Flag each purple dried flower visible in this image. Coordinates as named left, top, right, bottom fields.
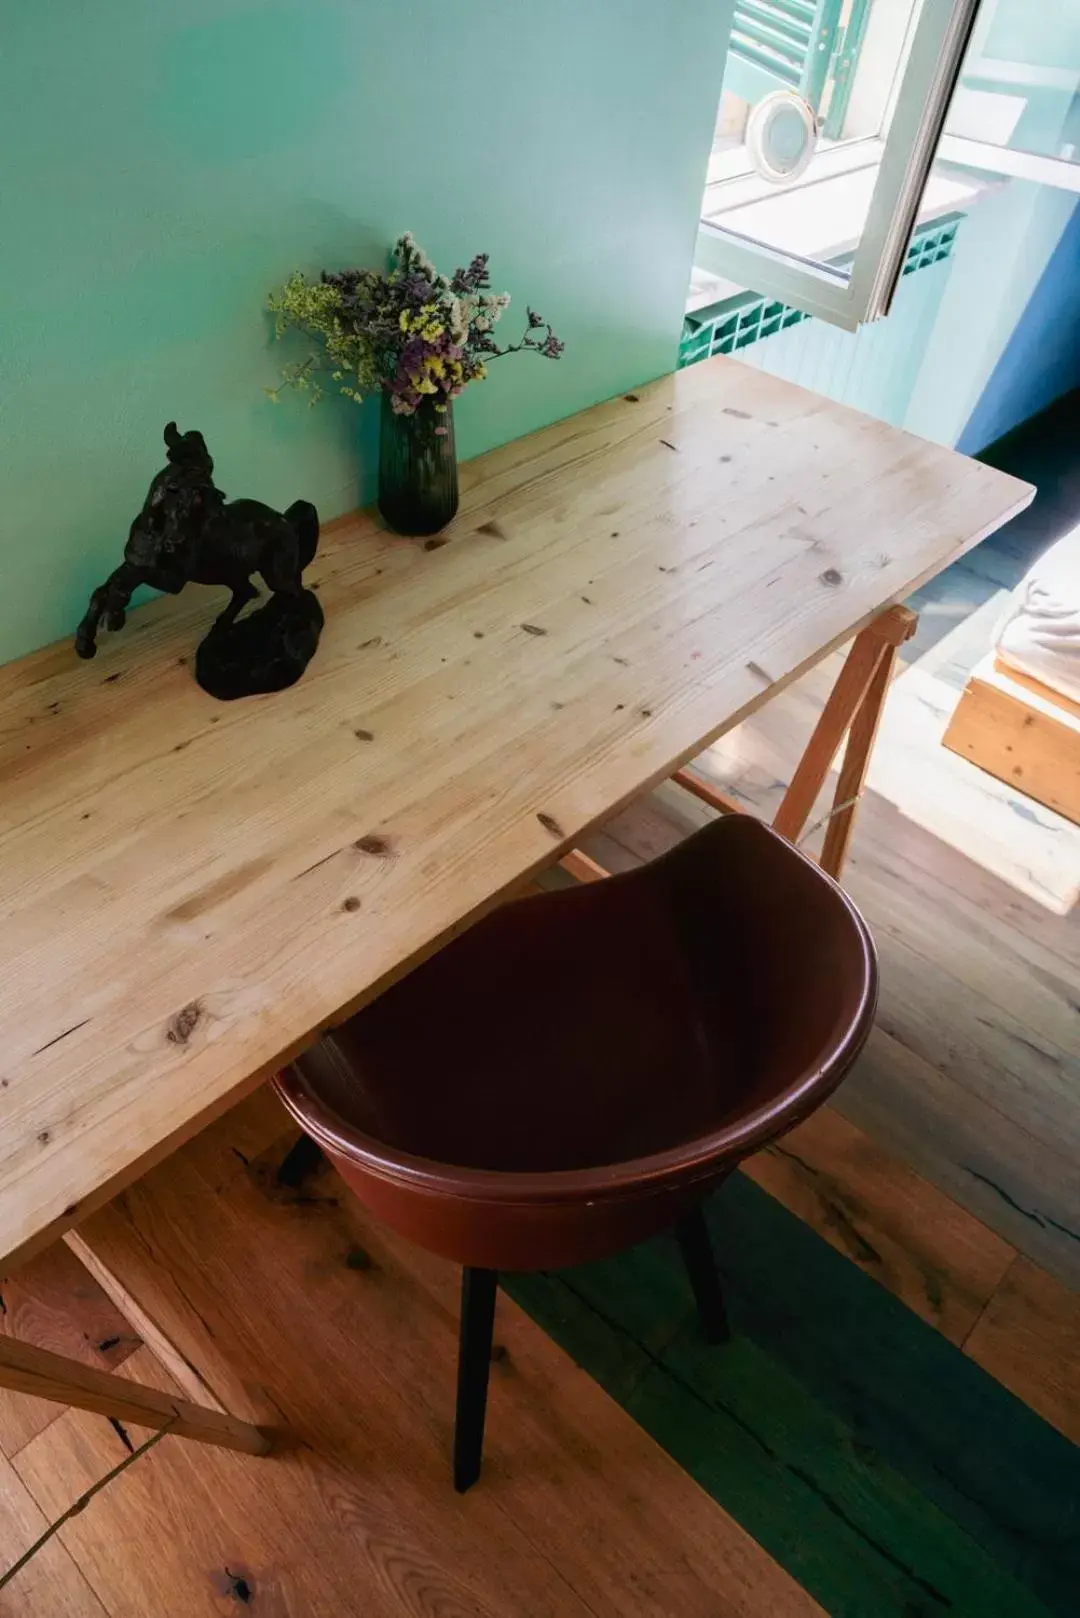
left=401, top=335, right=427, bottom=371
left=274, top=235, right=564, bottom=415
left=450, top=252, right=491, bottom=294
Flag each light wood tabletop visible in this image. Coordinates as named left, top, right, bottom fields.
left=0, top=356, right=1032, bottom=1272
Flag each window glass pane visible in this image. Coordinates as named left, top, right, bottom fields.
left=703, top=0, right=945, bottom=282
left=945, top=0, right=1080, bottom=164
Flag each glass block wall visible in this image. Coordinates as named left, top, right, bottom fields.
left=680, top=216, right=962, bottom=368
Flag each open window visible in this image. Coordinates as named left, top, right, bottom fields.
left=718, top=1, right=870, bottom=147
left=938, top=0, right=1080, bottom=191
left=697, top=0, right=983, bottom=328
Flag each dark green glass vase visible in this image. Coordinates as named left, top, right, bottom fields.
left=377, top=395, right=459, bottom=536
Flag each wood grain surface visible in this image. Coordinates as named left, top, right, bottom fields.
left=6, top=1093, right=822, bottom=1618
left=739, top=1106, right=1016, bottom=1344
left=0, top=1448, right=107, bottom=1617
left=576, top=652, right=1080, bottom=1288
left=0, top=1335, right=271, bottom=1455
left=0, top=357, right=1032, bottom=1271
left=965, top=1256, right=1080, bottom=1445
left=943, top=652, right=1080, bottom=825
left=0, top=1244, right=140, bottom=1458
left=4, top=1084, right=1074, bottom=1615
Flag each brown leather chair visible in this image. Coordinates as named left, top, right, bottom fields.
left=274, top=814, right=877, bottom=1490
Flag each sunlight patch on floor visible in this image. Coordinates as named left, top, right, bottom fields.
left=867, top=661, right=1079, bottom=914
left=691, top=646, right=1079, bottom=916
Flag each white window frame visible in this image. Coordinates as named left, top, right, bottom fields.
left=937, top=41, right=1080, bottom=191
left=696, top=0, right=983, bottom=330
left=937, top=134, right=1080, bottom=192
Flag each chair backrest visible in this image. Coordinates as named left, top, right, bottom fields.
left=279, top=815, right=876, bottom=1203
left=652, top=813, right=877, bottom=1127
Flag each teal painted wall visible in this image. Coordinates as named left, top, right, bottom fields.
left=712, top=243, right=957, bottom=430
left=714, top=180, right=1078, bottom=455
left=965, top=0, right=1080, bottom=160
left=982, top=0, right=1080, bottom=62
left=958, top=196, right=1080, bottom=453
left=0, top=0, right=731, bottom=666
left=903, top=180, right=1078, bottom=448
left=907, top=0, right=1080, bottom=446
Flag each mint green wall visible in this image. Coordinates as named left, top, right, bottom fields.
left=717, top=178, right=1078, bottom=456
left=903, top=180, right=1078, bottom=447
left=980, top=0, right=1080, bottom=72
left=966, top=0, right=1080, bottom=159
left=720, top=238, right=957, bottom=430
left=0, top=1, right=731, bottom=667
left=958, top=197, right=1080, bottom=452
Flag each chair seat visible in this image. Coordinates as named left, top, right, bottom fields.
left=276, top=815, right=876, bottom=1268
left=276, top=813, right=877, bottom=1486
left=293, top=872, right=726, bottom=1176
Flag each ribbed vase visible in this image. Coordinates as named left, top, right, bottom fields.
left=377, top=395, right=458, bottom=537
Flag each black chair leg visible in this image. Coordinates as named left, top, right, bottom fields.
left=454, top=1267, right=498, bottom=1492
left=675, top=1205, right=730, bottom=1344
left=275, top=1131, right=325, bottom=1189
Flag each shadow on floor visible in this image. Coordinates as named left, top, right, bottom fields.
left=902, top=388, right=1080, bottom=676
left=510, top=1174, right=1079, bottom=1618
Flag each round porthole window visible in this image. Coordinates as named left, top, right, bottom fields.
left=745, top=91, right=818, bottom=185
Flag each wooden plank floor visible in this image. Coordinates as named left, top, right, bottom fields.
left=0, top=1246, right=141, bottom=1458
left=0, top=1086, right=1075, bottom=1615
left=577, top=641, right=1080, bottom=1291
left=1, top=402, right=1076, bottom=1612
left=508, top=1174, right=1077, bottom=1616
left=0, top=754, right=1072, bottom=1613
left=1, top=1092, right=823, bottom=1618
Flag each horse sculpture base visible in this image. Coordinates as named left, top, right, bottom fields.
left=75, top=424, right=323, bottom=701
left=195, top=587, right=324, bottom=700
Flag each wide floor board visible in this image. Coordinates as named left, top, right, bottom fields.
left=1, top=1093, right=822, bottom=1618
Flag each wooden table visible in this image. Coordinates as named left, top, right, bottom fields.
left=0, top=357, right=1032, bottom=1451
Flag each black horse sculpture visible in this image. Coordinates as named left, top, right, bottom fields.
left=74, top=422, right=320, bottom=672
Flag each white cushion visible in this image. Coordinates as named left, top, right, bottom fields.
left=995, top=524, right=1080, bottom=706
